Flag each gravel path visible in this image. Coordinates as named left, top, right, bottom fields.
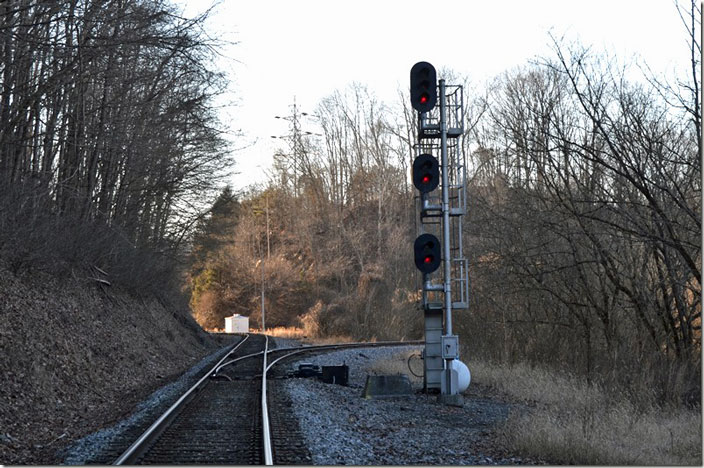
left=280, top=345, right=529, bottom=465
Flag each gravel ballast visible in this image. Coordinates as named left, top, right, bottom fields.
left=281, top=345, right=527, bottom=465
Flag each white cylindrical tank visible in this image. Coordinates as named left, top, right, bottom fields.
left=450, top=359, right=471, bottom=392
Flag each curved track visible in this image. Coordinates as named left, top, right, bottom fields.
left=113, top=334, right=421, bottom=465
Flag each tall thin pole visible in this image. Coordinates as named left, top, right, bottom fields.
left=266, top=194, right=270, bottom=259
left=439, top=79, right=452, bottom=337
left=439, top=79, right=456, bottom=397
left=261, top=262, right=265, bottom=332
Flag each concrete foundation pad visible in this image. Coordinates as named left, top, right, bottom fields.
left=437, top=393, right=465, bottom=407
left=362, top=374, right=413, bottom=399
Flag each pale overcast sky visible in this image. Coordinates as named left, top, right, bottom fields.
left=175, top=0, right=696, bottom=191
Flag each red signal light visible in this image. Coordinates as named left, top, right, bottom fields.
left=424, top=255, right=434, bottom=264
left=420, top=94, right=428, bottom=104
left=422, top=174, right=431, bottom=184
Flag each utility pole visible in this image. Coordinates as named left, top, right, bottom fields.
left=255, top=257, right=265, bottom=333
left=271, top=97, right=321, bottom=196
left=254, top=191, right=270, bottom=333
left=261, top=260, right=265, bottom=332
left=266, top=193, right=270, bottom=259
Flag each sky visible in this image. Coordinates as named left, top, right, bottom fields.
left=174, top=0, right=696, bottom=191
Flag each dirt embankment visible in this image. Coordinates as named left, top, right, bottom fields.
left=0, top=264, right=220, bottom=465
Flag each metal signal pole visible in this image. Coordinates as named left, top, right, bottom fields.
left=438, top=79, right=457, bottom=399
left=410, top=62, right=467, bottom=406
left=439, top=79, right=452, bottom=338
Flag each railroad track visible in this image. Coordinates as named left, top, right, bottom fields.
left=112, top=334, right=421, bottom=465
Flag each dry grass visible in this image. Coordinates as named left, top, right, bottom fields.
left=204, top=325, right=357, bottom=345
left=470, top=360, right=702, bottom=465
left=264, top=326, right=308, bottom=340
left=264, top=326, right=355, bottom=345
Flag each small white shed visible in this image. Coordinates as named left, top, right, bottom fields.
left=224, top=314, right=249, bottom=333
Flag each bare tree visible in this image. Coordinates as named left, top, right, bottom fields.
left=0, top=0, right=231, bottom=296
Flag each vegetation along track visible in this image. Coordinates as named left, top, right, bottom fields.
left=113, top=334, right=421, bottom=465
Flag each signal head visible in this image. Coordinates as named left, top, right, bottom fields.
left=412, top=153, right=439, bottom=193
left=410, top=61, right=437, bottom=113
left=414, top=233, right=441, bottom=274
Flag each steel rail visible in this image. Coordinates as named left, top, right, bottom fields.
left=114, top=336, right=422, bottom=466
left=214, top=350, right=264, bottom=375
left=214, top=340, right=424, bottom=375
left=261, top=335, right=273, bottom=465
left=265, top=340, right=424, bottom=373
left=260, top=340, right=421, bottom=465
left=113, top=334, right=251, bottom=465
left=261, top=340, right=423, bottom=464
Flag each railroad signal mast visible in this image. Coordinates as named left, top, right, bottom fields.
left=410, top=61, right=468, bottom=402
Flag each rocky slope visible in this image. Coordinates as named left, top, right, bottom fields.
left=0, top=263, right=221, bottom=465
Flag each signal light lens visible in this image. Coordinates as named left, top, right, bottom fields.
left=420, top=94, right=428, bottom=104
left=422, top=175, right=431, bottom=184
left=424, top=255, right=433, bottom=264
